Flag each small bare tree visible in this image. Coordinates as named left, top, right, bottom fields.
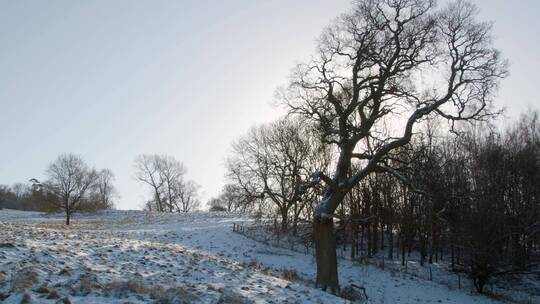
left=91, top=169, right=118, bottom=210
left=173, top=180, right=200, bottom=213
left=134, top=155, right=167, bottom=212
left=227, top=117, right=328, bottom=232
left=134, top=154, right=199, bottom=213
left=158, top=155, right=186, bottom=212
left=209, top=183, right=257, bottom=212
left=43, top=154, right=99, bottom=225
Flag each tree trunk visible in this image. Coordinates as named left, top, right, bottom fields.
left=351, top=224, right=358, bottom=259
left=360, top=225, right=364, bottom=254
left=451, top=244, right=455, bottom=269
left=313, top=146, right=352, bottom=294
left=372, top=223, right=378, bottom=256
left=314, top=216, right=339, bottom=294
left=388, top=223, right=393, bottom=259
left=401, top=237, right=406, bottom=266
left=420, top=234, right=426, bottom=266
left=367, top=224, right=372, bottom=257
left=65, top=198, right=71, bottom=225
left=293, top=207, right=299, bottom=236
left=381, top=222, right=385, bottom=251
left=280, top=208, right=289, bottom=233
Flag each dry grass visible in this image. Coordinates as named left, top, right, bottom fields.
left=281, top=269, right=299, bottom=282
left=242, top=259, right=264, bottom=270
left=104, top=279, right=151, bottom=295
left=11, top=266, right=40, bottom=291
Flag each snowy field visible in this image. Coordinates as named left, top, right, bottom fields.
left=0, top=209, right=516, bottom=303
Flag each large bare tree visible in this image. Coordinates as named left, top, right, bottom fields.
left=43, top=154, right=99, bottom=225
left=282, top=0, right=507, bottom=292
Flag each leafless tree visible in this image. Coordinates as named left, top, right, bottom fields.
left=218, top=184, right=243, bottom=212
left=158, top=155, right=186, bottom=212
left=134, top=154, right=199, bottom=213
left=281, top=0, right=507, bottom=292
left=173, top=180, right=200, bottom=213
left=209, top=183, right=257, bottom=212
left=0, top=185, right=8, bottom=210
left=227, top=117, right=328, bottom=233
left=43, top=154, right=99, bottom=225
left=90, top=169, right=118, bottom=210
left=208, top=197, right=227, bottom=212
left=11, top=183, right=29, bottom=201
left=134, top=155, right=167, bottom=212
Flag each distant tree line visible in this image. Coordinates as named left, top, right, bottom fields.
left=0, top=154, right=117, bottom=224
left=0, top=182, right=43, bottom=211
left=1, top=153, right=202, bottom=220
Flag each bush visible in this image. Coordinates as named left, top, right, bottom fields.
left=209, top=205, right=227, bottom=212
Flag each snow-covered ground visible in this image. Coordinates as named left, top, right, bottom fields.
left=0, top=209, right=516, bottom=303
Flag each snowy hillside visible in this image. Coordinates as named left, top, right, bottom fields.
left=0, top=210, right=505, bottom=303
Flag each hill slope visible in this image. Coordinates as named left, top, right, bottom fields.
left=0, top=210, right=502, bottom=303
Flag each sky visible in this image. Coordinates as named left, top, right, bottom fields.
left=0, top=0, right=539, bottom=210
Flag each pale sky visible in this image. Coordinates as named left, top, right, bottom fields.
left=1, top=0, right=538, bottom=210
